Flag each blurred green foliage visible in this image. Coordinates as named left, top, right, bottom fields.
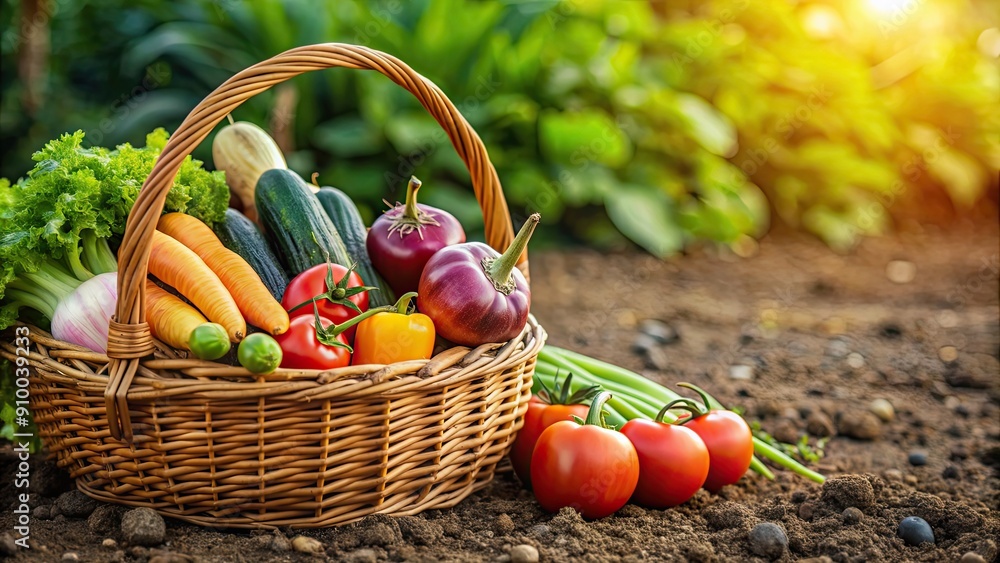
left=1, top=0, right=997, bottom=254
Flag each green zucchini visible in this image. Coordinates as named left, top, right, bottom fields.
left=255, top=169, right=352, bottom=275
left=213, top=208, right=289, bottom=301
left=315, top=187, right=395, bottom=308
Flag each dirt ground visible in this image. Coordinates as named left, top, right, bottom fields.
left=2, top=223, right=998, bottom=562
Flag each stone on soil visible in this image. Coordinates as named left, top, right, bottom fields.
left=56, top=490, right=99, bottom=518
left=837, top=411, right=882, bottom=440
left=292, top=535, right=324, bottom=554
left=510, top=544, right=540, bottom=563
left=121, top=507, right=166, bottom=547
left=748, top=522, right=787, bottom=560
left=868, top=399, right=895, bottom=422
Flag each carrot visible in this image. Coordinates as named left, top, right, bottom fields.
left=149, top=230, right=246, bottom=341
left=157, top=213, right=289, bottom=335
left=145, top=280, right=208, bottom=350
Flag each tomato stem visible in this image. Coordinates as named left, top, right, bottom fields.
left=583, top=391, right=614, bottom=428
left=657, top=399, right=704, bottom=423
left=677, top=382, right=715, bottom=411
left=312, top=301, right=396, bottom=352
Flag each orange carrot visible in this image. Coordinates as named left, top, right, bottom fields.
left=145, top=280, right=207, bottom=350
left=149, top=230, right=246, bottom=342
left=157, top=213, right=290, bottom=335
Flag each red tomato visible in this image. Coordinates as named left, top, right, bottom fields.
left=530, top=393, right=639, bottom=519
left=509, top=397, right=590, bottom=488
left=282, top=264, right=369, bottom=343
left=274, top=314, right=351, bottom=370
left=684, top=410, right=754, bottom=492
left=620, top=419, right=710, bottom=507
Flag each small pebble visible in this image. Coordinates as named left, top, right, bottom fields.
left=846, top=352, right=865, bottom=369
left=748, top=522, right=788, bottom=560
left=529, top=524, right=550, bottom=538
left=631, top=333, right=658, bottom=354
left=884, top=469, right=903, bottom=481
left=61, top=553, right=80, bottom=562
left=639, top=319, right=678, bottom=344
left=291, top=535, right=324, bottom=554
left=942, top=465, right=960, bottom=480
left=897, top=516, right=934, bottom=546
left=121, top=508, right=166, bottom=547
left=510, top=544, right=540, bottom=563
left=826, top=338, right=850, bottom=358
left=643, top=347, right=670, bottom=370
left=938, top=345, right=958, bottom=363
left=838, top=411, right=882, bottom=440
left=950, top=446, right=969, bottom=460
left=955, top=403, right=971, bottom=417
left=886, top=260, right=916, bottom=284
left=805, top=412, right=836, bottom=437
left=908, top=451, right=928, bottom=466
left=730, top=364, right=754, bottom=381
left=869, top=399, right=895, bottom=422
left=55, top=490, right=99, bottom=518
left=841, top=507, right=863, bottom=525
left=103, top=539, right=118, bottom=549
left=960, top=552, right=987, bottom=563
left=904, top=475, right=918, bottom=485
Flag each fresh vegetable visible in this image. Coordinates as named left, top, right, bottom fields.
left=351, top=292, right=435, bottom=365
left=158, top=212, right=289, bottom=335
left=212, top=120, right=287, bottom=223
left=417, top=214, right=538, bottom=347
left=50, top=272, right=117, bottom=354
left=186, top=323, right=231, bottom=361
left=145, top=280, right=208, bottom=352
left=282, top=262, right=374, bottom=344
left=255, top=169, right=352, bottom=275
left=212, top=208, right=288, bottom=301
left=509, top=372, right=599, bottom=488
left=530, top=392, right=640, bottom=519
left=237, top=333, right=283, bottom=374
left=315, top=183, right=395, bottom=308
left=672, top=383, right=755, bottom=493
left=367, top=176, right=466, bottom=296
left=0, top=128, right=228, bottom=330
left=620, top=407, right=710, bottom=508
left=149, top=231, right=246, bottom=342
left=535, top=346, right=827, bottom=484
left=275, top=302, right=396, bottom=370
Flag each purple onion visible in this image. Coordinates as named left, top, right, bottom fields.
left=51, top=272, right=117, bottom=354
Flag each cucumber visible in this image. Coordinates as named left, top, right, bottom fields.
left=315, top=187, right=395, bottom=308
left=213, top=208, right=289, bottom=300
left=255, top=169, right=353, bottom=275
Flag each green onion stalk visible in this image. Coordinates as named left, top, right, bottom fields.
left=535, top=345, right=826, bottom=484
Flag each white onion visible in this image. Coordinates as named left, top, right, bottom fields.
left=51, top=272, right=118, bottom=354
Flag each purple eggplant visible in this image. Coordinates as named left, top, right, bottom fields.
left=417, top=214, right=539, bottom=347
left=367, top=176, right=465, bottom=296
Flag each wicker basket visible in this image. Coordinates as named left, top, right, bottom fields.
left=0, top=43, right=545, bottom=529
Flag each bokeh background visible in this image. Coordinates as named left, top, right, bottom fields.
left=2, top=0, right=998, bottom=254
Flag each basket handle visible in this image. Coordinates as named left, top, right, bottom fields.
left=105, top=43, right=524, bottom=441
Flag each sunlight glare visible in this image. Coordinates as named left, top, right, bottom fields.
left=867, top=0, right=913, bottom=15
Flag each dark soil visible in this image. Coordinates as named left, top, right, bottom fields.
left=2, top=224, right=998, bottom=562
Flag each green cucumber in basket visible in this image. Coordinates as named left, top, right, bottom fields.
left=255, top=169, right=353, bottom=275
left=315, top=187, right=395, bottom=308
left=213, top=208, right=289, bottom=301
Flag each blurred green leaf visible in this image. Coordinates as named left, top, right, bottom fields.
left=676, top=93, right=739, bottom=158
left=539, top=109, right=631, bottom=167
left=605, top=185, right=684, bottom=257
